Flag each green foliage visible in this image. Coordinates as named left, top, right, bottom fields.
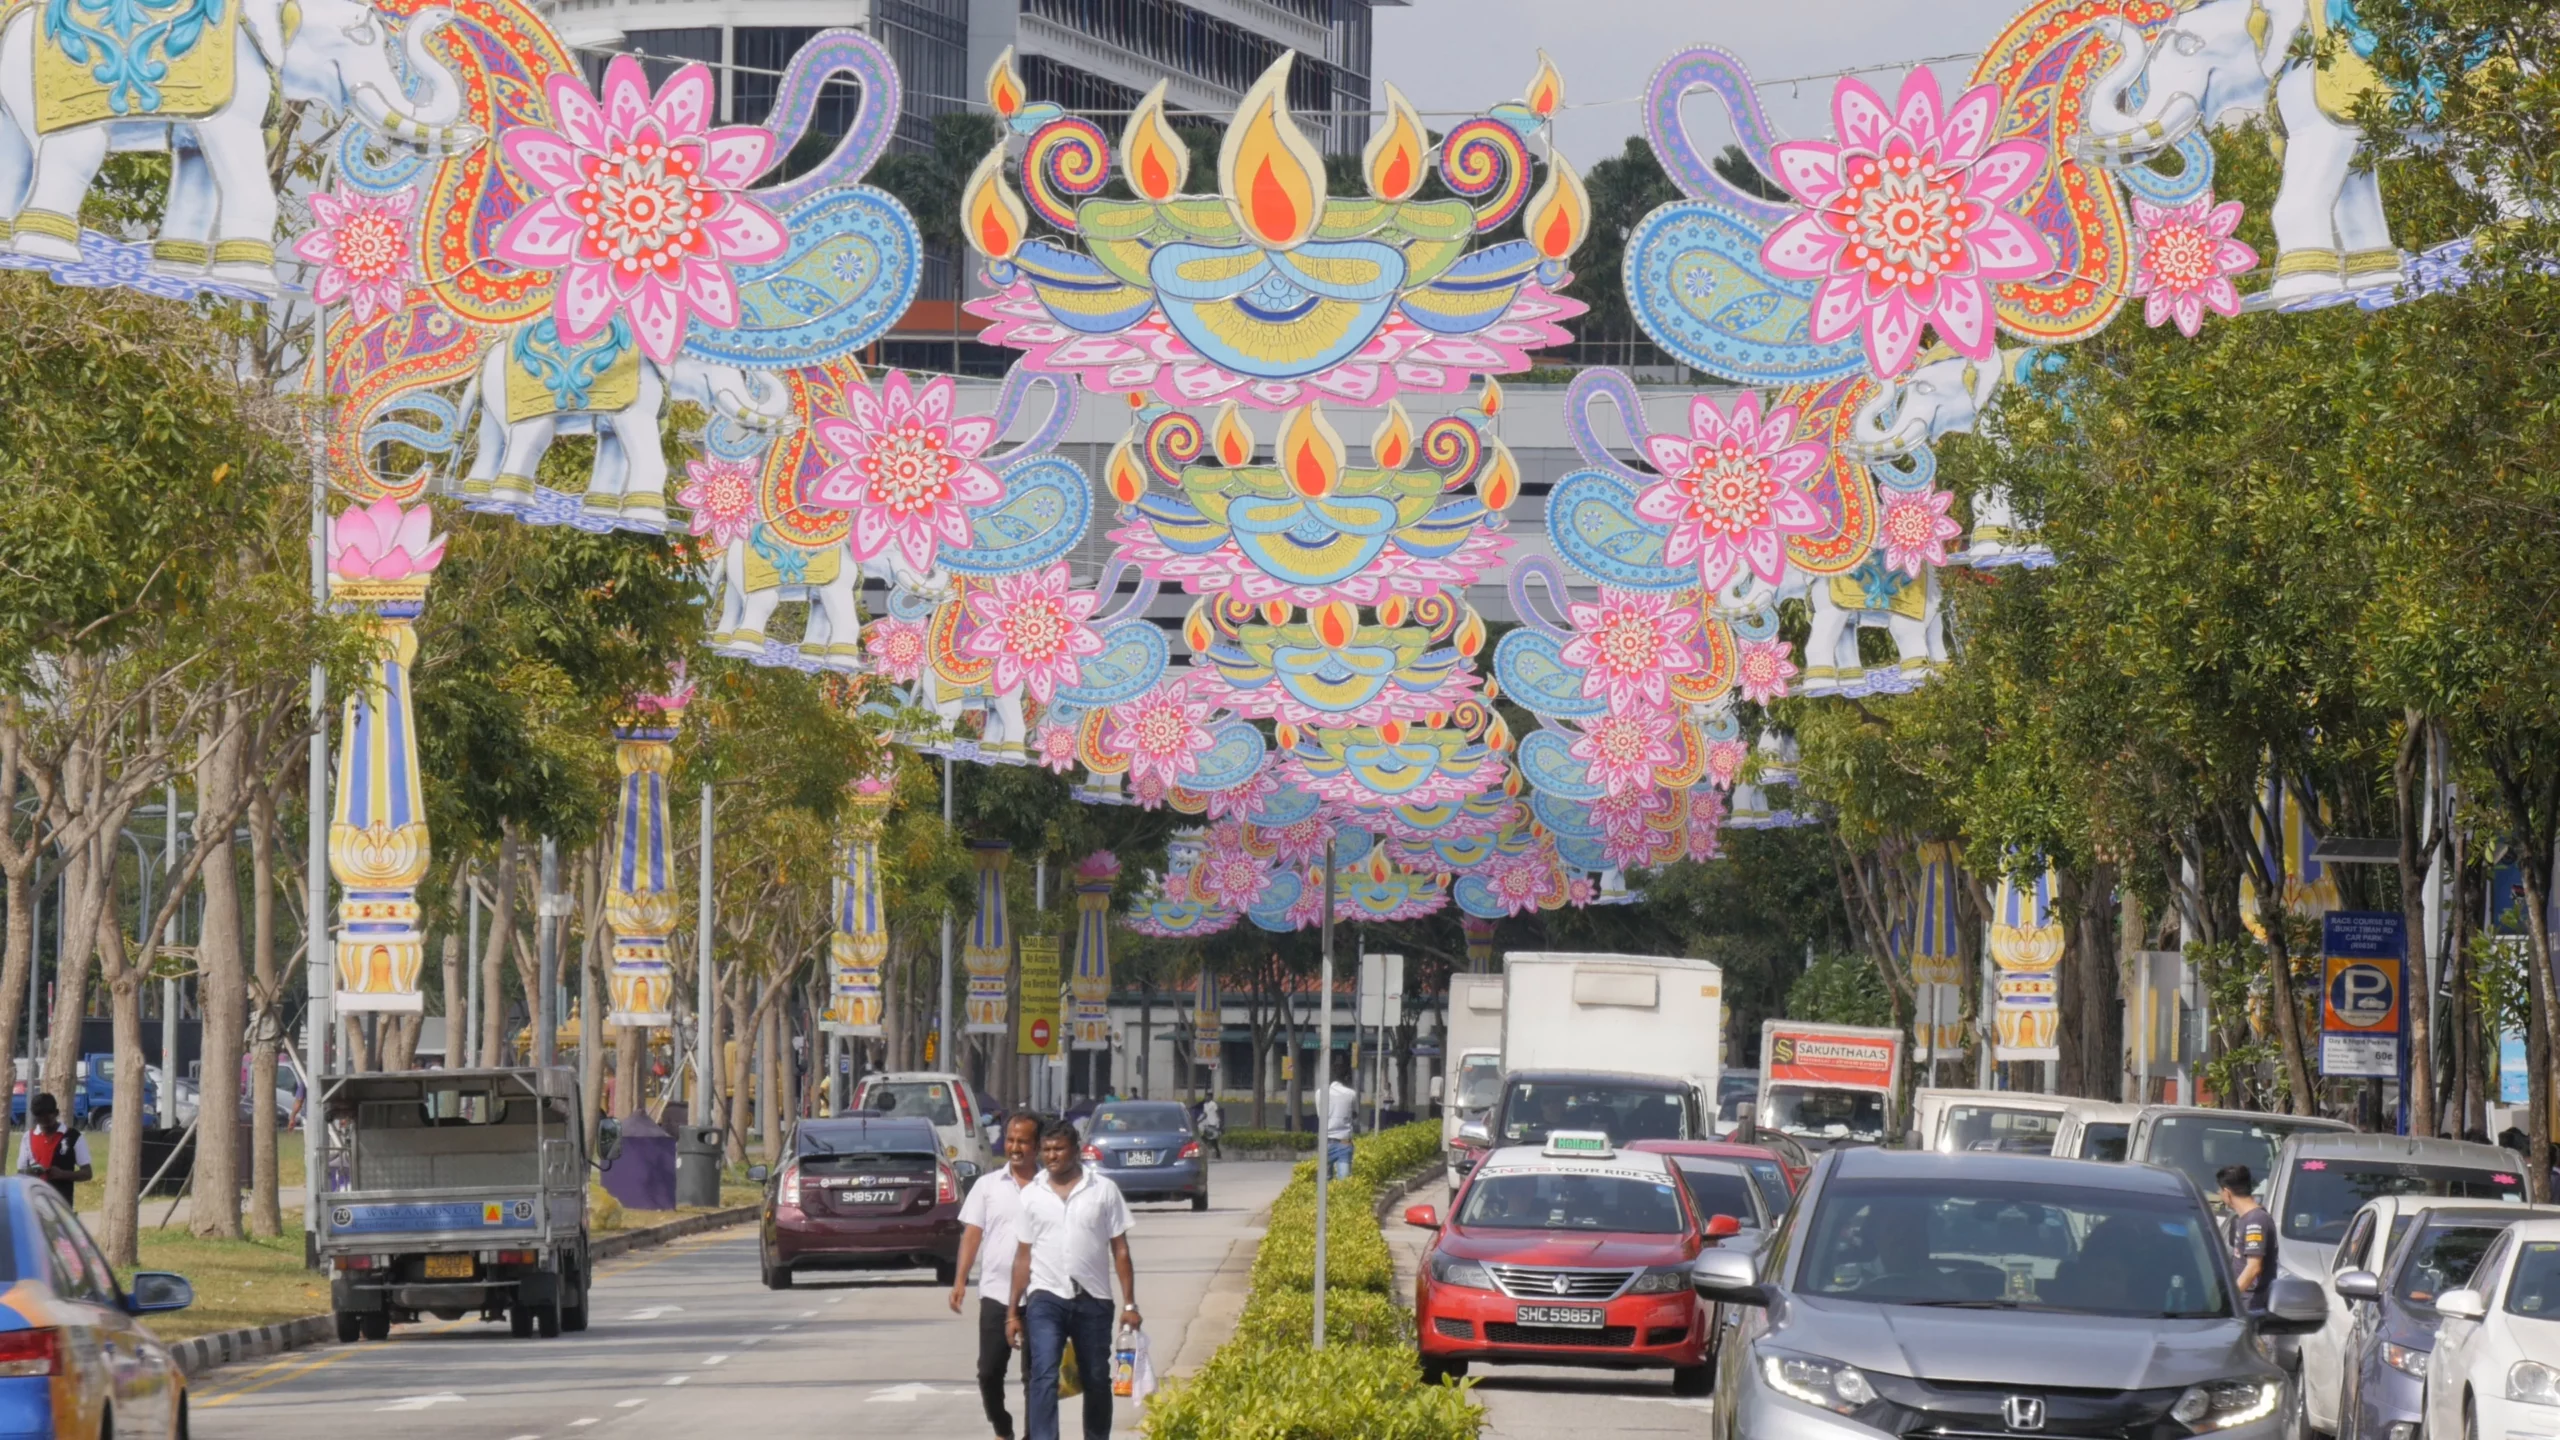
left=1220, top=1129, right=1318, bottom=1153
left=1786, top=953, right=1895, bottom=1029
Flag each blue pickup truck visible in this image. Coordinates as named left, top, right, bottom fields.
left=9, top=1055, right=161, bottom=1130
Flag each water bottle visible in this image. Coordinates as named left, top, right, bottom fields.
left=1111, top=1328, right=1135, bottom=1397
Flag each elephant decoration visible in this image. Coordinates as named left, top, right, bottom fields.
left=0, top=0, right=479, bottom=290
left=1797, top=555, right=1946, bottom=698
left=704, top=530, right=938, bottom=673
left=460, top=318, right=793, bottom=533
left=1842, top=346, right=2055, bottom=569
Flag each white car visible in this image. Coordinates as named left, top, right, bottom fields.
left=847, top=1072, right=995, bottom=1181
left=2423, top=1216, right=2560, bottom=1440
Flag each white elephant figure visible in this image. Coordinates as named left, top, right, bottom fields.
left=2072, top=2, right=2508, bottom=302
left=1844, top=347, right=2047, bottom=566
left=0, top=0, right=480, bottom=290
left=910, top=579, right=1029, bottom=758
left=462, top=321, right=791, bottom=532
left=1713, top=557, right=1948, bottom=697
left=707, top=526, right=867, bottom=671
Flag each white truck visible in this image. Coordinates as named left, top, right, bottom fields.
left=1756, top=1020, right=1901, bottom=1150
left=1438, top=973, right=1506, bottom=1187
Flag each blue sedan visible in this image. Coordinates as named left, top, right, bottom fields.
left=2334, top=1207, right=2537, bottom=1440
left=1082, top=1103, right=1207, bottom=1210
left=0, top=1176, right=195, bottom=1439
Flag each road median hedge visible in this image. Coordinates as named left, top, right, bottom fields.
left=1143, top=1120, right=1478, bottom=1439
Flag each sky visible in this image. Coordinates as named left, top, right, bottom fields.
left=1373, top=0, right=2041, bottom=171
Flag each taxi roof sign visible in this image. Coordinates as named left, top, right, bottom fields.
left=1542, top=1131, right=1615, bottom=1158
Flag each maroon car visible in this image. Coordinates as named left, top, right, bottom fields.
left=760, top=1116, right=963, bottom=1289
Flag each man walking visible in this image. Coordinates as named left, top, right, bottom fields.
left=952, top=1111, right=1044, bottom=1440
left=1198, top=1096, right=1222, bottom=1160
left=1323, top=1061, right=1357, bottom=1180
left=16, top=1094, right=89, bottom=1204
left=1008, top=1119, right=1139, bottom=1440
left=2216, top=1164, right=2276, bottom=1314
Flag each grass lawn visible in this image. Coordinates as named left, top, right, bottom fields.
left=119, top=1231, right=328, bottom=1342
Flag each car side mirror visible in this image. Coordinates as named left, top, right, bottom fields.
left=1704, top=1213, right=1743, bottom=1241
left=2333, top=1269, right=2382, bottom=1303
left=2258, top=1275, right=2330, bottom=1334
left=125, top=1272, right=193, bottom=1315
left=594, top=1117, right=623, bottom=1169
left=2434, top=1288, right=2488, bottom=1322
left=1404, top=1204, right=1441, bottom=1230
left=1691, top=1249, right=1769, bottom=1305
left=1457, top=1121, right=1490, bottom=1147
left=748, top=1163, right=770, bottom=1184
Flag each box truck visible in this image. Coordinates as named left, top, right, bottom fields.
left=1437, top=973, right=1506, bottom=1187
left=1756, top=1021, right=1900, bottom=1150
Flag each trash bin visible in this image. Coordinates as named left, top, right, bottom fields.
left=675, top=1125, right=724, bottom=1209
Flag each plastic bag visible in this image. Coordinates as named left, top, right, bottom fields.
left=1115, top=1326, right=1155, bottom=1402
left=1059, top=1339, right=1082, bottom=1398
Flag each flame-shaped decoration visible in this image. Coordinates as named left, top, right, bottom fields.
left=1221, top=54, right=1327, bottom=250
left=1212, top=402, right=1255, bottom=467
left=1313, top=601, right=1357, bottom=651
left=1122, top=82, right=1188, bottom=203
left=1377, top=594, right=1410, bottom=628
left=1525, top=51, right=1564, bottom=121
left=1456, top=609, right=1487, bottom=657
left=1525, top=152, right=1589, bottom=264
left=1183, top=601, right=1215, bottom=653
left=986, top=46, right=1024, bottom=120
left=964, top=145, right=1028, bottom=262
left=1364, top=84, right=1428, bottom=202
left=1261, top=598, right=1294, bottom=627
left=1107, top=435, right=1147, bottom=504
left=1478, top=438, right=1520, bottom=512
left=1486, top=713, right=1512, bottom=751
left=1379, top=719, right=1406, bottom=746
left=1281, top=402, right=1344, bottom=500
left=1480, top=377, right=1506, bottom=417
left=1426, top=707, right=1449, bottom=729
left=1370, top=403, right=1413, bottom=470
left=1365, top=847, right=1391, bottom=882
left=1276, top=720, right=1300, bottom=750
left=1503, top=768, right=1524, bottom=797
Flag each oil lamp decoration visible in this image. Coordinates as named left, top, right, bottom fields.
left=963, top=48, right=1589, bottom=409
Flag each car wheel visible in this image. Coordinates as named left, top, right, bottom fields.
left=2284, top=1369, right=2314, bottom=1440
left=509, top=1305, right=533, bottom=1338
left=536, top=1302, right=561, bottom=1339
left=334, top=1311, right=361, bottom=1345
left=173, top=1391, right=187, bottom=1440
left=2465, top=1395, right=2478, bottom=1440
left=93, top=1107, right=110, bottom=1133
left=1192, top=1190, right=1209, bottom=1212
left=358, top=1310, right=390, bottom=1342
left=1420, top=1358, right=1468, bottom=1385
left=561, top=1272, right=589, bottom=1334
left=763, top=1257, right=793, bottom=1291
left=932, top=1258, right=957, bottom=1286
left=98, top=1405, right=111, bottom=1440
left=1672, top=1362, right=1713, bottom=1398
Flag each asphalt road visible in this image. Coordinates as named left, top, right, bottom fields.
left=192, top=1160, right=1296, bottom=1440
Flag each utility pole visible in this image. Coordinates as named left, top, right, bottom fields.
left=697, top=784, right=715, bottom=1114
left=162, top=780, right=178, bottom=1105
left=536, top=839, right=559, bottom=1070
left=303, top=452, right=331, bottom=1265
left=937, top=753, right=954, bottom=1069
left=1312, top=834, right=1335, bottom=1350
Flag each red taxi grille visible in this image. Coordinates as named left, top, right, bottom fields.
left=1483, top=1323, right=1637, bottom=1348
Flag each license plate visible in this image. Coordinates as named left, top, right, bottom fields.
left=846, top=1189, right=900, bottom=1204
left=1123, top=1151, right=1159, bottom=1167
left=423, top=1254, right=474, bottom=1279
left=1513, top=1305, right=1606, bottom=1328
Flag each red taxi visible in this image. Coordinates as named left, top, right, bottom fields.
left=1406, top=1132, right=1730, bottom=1395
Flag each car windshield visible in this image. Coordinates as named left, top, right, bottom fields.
left=861, top=1081, right=958, bottom=1126
left=2144, top=1115, right=2337, bottom=1211
left=2395, top=1223, right=2508, bottom=1306
left=1458, top=1169, right=1688, bottom=1234
left=2081, top=1123, right=2131, bottom=1162
left=794, top=1127, right=936, bottom=1174
left=1799, top=1177, right=2230, bottom=1318
left=1093, top=1104, right=1189, bottom=1135
left=1944, top=1106, right=2062, bottom=1155
left=1670, top=1160, right=1761, bottom=1226
left=1747, top=1160, right=1793, bottom=1216
left=1763, top=1085, right=1886, bottom=1143
left=2507, top=1241, right=2560, bottom=1318
left=1455, top=1055, right=1504, bottom=1113
left=1498, top=1081, right=1687, bottom=1147
left=2282, top=1161, right=2527, bottom=1244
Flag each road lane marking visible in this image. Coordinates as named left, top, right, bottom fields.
left=770, top=1323, right=792, bottom=1331
left=664, top=1375, right=691, bottom=1387
left=569, top=1418, right=600, bottom=1427
left=740, top=1336, right=765, bottom=1346
left=197, top=1347, right=359, bottom=1407
left=701, top=1355, right=729, bottom=1365
left=799, top=1309, right=818, bottom=1318
left=624, top=1305, right=685, bottom=1321
left=866, top=1383, right=967, bottom=1403
left=616, top=1399, right=649, bottom=1408
left=375, top=1393, right=466, bottom=1412
left=827, top=1297, right=844, bottom=1305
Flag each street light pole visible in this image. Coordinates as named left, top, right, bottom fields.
left=536, top=838, right=559, bottom=1070
left=697, top=783, right=715, bottom=1114
left=1312, top=833, right=1335, bottom=1350
left=938, top=753, right=953, bottom=1069
left=303, top=449, right=332, bottom=1263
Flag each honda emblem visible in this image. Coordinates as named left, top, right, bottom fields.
left=2002, top=1396, right=2046, bottom=1432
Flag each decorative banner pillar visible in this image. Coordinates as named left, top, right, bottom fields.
left=1461, top=915, right=1497, bottom=973
left=1990, top=867, right=2066, bottom=1061
left=605, top=680, right=691, bottom=1027
left=826, top=777, right=895, bottom=1035
left=326, top=500, right=446, bottom=1014
left=963, top=840, right=1013, bottom=1034
left=1192, top=969, right=1221, bottom=1083
left=1907, top=842, right=1968, bottom=1063
left=1070, top=852, right=1120, bottom=1051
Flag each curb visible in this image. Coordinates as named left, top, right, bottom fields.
left=169, top=1203, right=761, bottom=1378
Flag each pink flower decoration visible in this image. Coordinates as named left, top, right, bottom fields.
left=294, top=185, right=416, bottom=323
left=864, top=618, right=927, bottom=683
left=1877, top=488, right=1964, bottom=577
left=1282, top=869, right=1329, bottom=929
left=1588, top=786, right=1669, bottom=843
left=1568, top=710, right=1682, bottom=798
left=1762, top=66, right=2056, bottom=377
left=2130, top=192, right=2256, bottom=339
left=1191, top=845, right=1271, bottom=910
left=1481, top=851, right=1563, bottom=915
left=677, top=456, right=760, bottom=547
left=328, top=498, right=446, bottom=582
left=808, top=372, right=1003, bottom=576
left=1567, top=875, right=1596, bottom=906
left=960, top=563, right=1104, bottom=704
left=1106, top=683, right=1217, bottom=790
left=1687, top=789, right=1727, bottom=861
left=1705, top=738, right=1750, bottom=789
left=1735, top=639, right=1800, bottom=705
left=1200, top=768, right=1279, bottom=822
left=1559, top=589, right=1701, bottom=714
left=493, top=55, right=788, bottom=363
left=1254, top=814, right=1336, bottom=868
left=1636, top=394, right=1832, bottom=591
left=1032, top=722, right=1081, bottom=774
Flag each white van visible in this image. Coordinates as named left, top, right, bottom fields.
left=849, top=1072, right=996, bottom=1180
left=1907, top=1087, right=2074, bottom=1155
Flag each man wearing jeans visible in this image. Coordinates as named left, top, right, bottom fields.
left=1324, top=1062, right=1357, bottom=1180
left=951, top=1111, right=1043, bottom=1439
left=1008, top=1119, right=1140, bottom=1440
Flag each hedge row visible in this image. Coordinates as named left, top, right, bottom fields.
left=1143, top=1121, right=1479, bottom=1440
left=1220, top=1128, right=1319, bottom=1153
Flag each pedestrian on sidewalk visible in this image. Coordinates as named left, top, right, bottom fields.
left=952, top=1111, right=1045, bottom=1440
left=1198, top=1096, right=1222, bottom=1160
left=1007, top=1118, right=1140, bottom=1440
left=1323, top=1062, right=1357, bottom=1180
left=16, top=1095, right=88, bottom=1204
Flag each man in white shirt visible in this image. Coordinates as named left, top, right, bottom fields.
left=1007, top=1119, right=1139, bottom=1440
left=951, top=1112, right=1043, bottom=1440
left=1324, top=1063, right=1358, bottom=1180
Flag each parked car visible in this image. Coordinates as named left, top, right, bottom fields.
left=1629, top=1138, right=1802, bottom=1226
left=2333, top=1207, right=2555, bottom=1440
left=0, top=1176, right=195, bottom=1439
left=2125, top=1105, right=2355, bottom=1215
left=2050, top=1099, right=2145, bottom=1161
left=1081, top=1101, right=1207, bottom=1211
left=759, top=1115, right=962, bottom=1290
left=1693, top=1147, right=2330, bottom=1440
left=849, top=1072, right=993, bottom=1182
left=2420, top=1217, right=2560, bottom=1440
left=1907, top=1087, right=2075, bottom=1155
left=1408, top=1132, right=1723, bottom=1394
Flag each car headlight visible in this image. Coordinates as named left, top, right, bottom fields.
left=1629, top=1266, right=1691, bottom=1295
left=2382, top=1343, right=2430, bottom=1379
left=1430, top=1253, right=1494, bottom=1291
left=2508, top=1361, right=2560, bottom=1407
left=1760, top=1350, right=1876, bottom=1414
left=2171, top=1378, right=2282, bottom=1430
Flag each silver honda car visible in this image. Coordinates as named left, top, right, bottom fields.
left=1694, top=1147, right=2328, bottom=1440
